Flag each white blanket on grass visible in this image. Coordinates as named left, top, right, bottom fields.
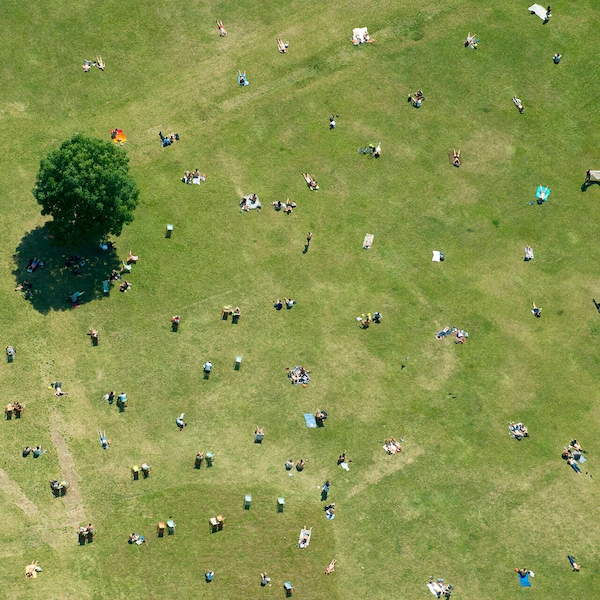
left=589, top=170, right=600, bottom=181
left=528, top=4, right=547, bottom=20
left=353, top=28, right=369, bottom=44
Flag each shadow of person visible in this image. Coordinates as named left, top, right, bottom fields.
left=12, top=226, right=121, bottom=314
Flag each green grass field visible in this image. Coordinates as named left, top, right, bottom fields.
left=2, top=1, right=600, bottom=598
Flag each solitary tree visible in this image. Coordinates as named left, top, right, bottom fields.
left=33, top=134, right=140, bottom=246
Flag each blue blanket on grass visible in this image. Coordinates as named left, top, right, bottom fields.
left=304, top=414, right=317, bottom=428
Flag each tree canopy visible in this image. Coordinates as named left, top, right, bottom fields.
left=33, top=134, right=140, bottom=246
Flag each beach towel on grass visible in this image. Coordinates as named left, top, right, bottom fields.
left=528, top=4, right=547, bottom=20
left=363, top=233, right=374, bottom=249
left=519, top=572, right=531, bottom=587
left=304, top=414, right=317, bottom=428
left=297, top=528, right=311, bottom=548
left=427, top=582, right=441, bottom=597
left=578, top=455, right=587, bottom=463
left=432, top=251, right=442, bottom=262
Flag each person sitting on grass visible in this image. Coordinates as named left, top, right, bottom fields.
left=452, top=149, right=461, bottom=167
left=316, top=409, right=328, bottom=426
left=261, top=572, right=271, bottom=586
left=277, top=39, right=287, bottom=53
left=23, top=446, right=32, bottom=457
left=512, top=97, right=525, bottom=114
left=408, top=90, right=424, bottom=107
left=87, top=328, right=99, bottom=344
left=205, top=569, right=214, bottom=583
left=373, top=311, right=382, bottom=323
left=569, top=439, right=585, bottom=453
left=553, top=53, right=561, bottom=64
left=531, top=302, right=542, bottom=317
left=285, top=297, right=296, bottom=309
left=192, top=169, right=206, bottom=184
left=296, top=459, right=306, bottom=471
left=509, top=422, right=529, bottom=440
left=274, top=299, right=283, bottom=310
left=119, top=281, right=131, bottom=293
left=33, top=446, right=44, bottom=458
left=272, top=200, right=283, bottom=211
left=217, top=20, right=227, bottom=36
left=283, top=200, right=297, bottom=214
left=302, top=173, right=319, bottom=190
left=285, top=459, right=294, bottom=470
left=182, top=170, right=193, bottom=184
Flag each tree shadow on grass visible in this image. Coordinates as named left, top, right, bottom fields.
left=12, top=226, right=121, bottom=314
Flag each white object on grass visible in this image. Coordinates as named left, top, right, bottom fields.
left=528, top=4, right=547, bottom=20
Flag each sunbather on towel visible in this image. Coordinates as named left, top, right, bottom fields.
left=277, top=39, right=287, bottom=53
left=303, top=173, right=319, bottom=190
left=464, top=33, right=475, bottom=47
left=452, top=149, right=461, bottom=167
left=524, top=245, right=534, bottom=261
left=97, top=56, right=105, bottom=71
left=217, top=19, right=227, bottom=36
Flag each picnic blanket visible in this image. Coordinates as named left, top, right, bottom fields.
left=536, top=185, right=551, bottom=201
left=518, top=572, right=531, bottom=587
left=352, top=27, right=369, bottom=45
left=363, top=233, right=374, bottom=249
left=528, top=4, right=547, bottom=20
left=304, top=413, right=317, bottom=428
left=427, top=582, right=442, bottom=597
left=297, top=528, right=312, bottom=548
left=432, top=251, right=442, bottom=262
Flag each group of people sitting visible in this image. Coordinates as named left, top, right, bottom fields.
left=509, top=422, right=529, bottom=440
left=277, top=39, right=289, bottom=53
left=524, top=245, right=534, bottom=261
left=128, top=533, right=146, bottom=545
left=428, top=577, right=453, bottom=598
left=273, top=298, right=296, bottom=310
left=159, top=131, right=179, bottom=147
left=23, top=445, right=44, bottom=458
left=82, top=56, right=105, bottom=71
left=357, top=311, right=382, bottom=328
left=271, top=199, right=297, bottom=213
left=181, top=169, right=206, bottom=185
left=287, top=365, right=310, bottom=385
left=50, top=479, right=69, bottom=494
left=240, top=194, right=261, bottom=211
left=408, top=90, right=425, bottom=108
left=435, top=326, right=468, bottom=343
left=562, top=439, right=586, bottom=474
left=285, top=458, right=307, bottom=471
left=302, top=173, right=319, bottom=190
left=384, top=437, right=402, bottom=454
left=7, top=401, right=24, bottom=417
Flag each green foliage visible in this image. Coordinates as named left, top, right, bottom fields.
left=33, top=134, right=139, bottom=246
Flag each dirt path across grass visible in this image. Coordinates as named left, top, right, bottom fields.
left=50, top=415, right=86, bottom=528
left=0, top=468, right=39, bottom=517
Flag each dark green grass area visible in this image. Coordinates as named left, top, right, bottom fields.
left=1, top=1, right=600, bottom=598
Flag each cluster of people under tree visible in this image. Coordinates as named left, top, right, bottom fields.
left=273, top=298, right=295, bottom=310
left=286, top=365, right=310, bottom=384
left=408, top=90, right=424, bottom=107
left=509, top=422, right=529, bottom=440
left=562, top=439, right=587, bottom=475
left=158, top=131, right=179, bottom=147
left=82, top=56, right=104, bottom=71
left=271, top=198, right=297, bottom=213
left=181, top=169, right=206, bottom=185
left=357, top=311, right=382, bottom=328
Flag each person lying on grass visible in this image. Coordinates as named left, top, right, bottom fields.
left=302, top=173, right=319, bottom=190
left=277, top=39, right=288, bottom=53
left=217, top=19, right=227, bottom=36
left=452, top=149, right=461, bottom=167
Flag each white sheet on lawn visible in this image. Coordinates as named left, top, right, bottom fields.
left=427, top=582, right=441, bottom=597
left=589, top=170, right=600, bottom=181
left=432, top=251, right=441, bottom=262
left=353, top=27, right=368, bottom=42
left=528, top=4, right=547, bottom=20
